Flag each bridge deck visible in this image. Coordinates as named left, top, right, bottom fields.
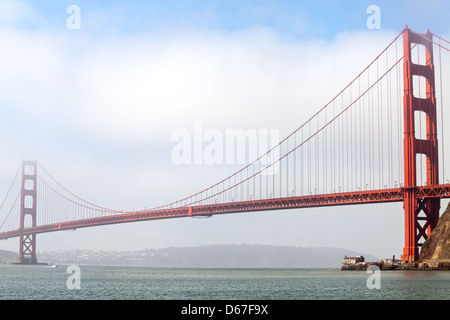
left=1, top=184, right=449, bottom=240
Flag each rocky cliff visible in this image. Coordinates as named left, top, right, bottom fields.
left=397, top=202, right=450, bottom=270
left=419, top=202, right=450, bottom=260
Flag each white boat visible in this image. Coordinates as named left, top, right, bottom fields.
left=44, top=263, right=57, bottom=268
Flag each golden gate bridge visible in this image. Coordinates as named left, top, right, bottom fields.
left=1, top=27, right=449, bottom=264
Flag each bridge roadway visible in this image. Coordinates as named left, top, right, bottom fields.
left=1, top=184, right=449, bottom=240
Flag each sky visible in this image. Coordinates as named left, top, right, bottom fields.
left=0, top=0, right=449, bottom=259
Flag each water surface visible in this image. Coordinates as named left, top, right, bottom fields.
left=0, top=264, right=448, bottom=300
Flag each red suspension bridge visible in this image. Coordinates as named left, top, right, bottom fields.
left=1, top=27, right=449, bottom=264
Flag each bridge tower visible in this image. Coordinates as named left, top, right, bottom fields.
left=401, top=27, right=440, bottom=262
left=18, top=160, right=38, bottom=264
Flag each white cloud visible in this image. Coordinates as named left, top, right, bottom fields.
left=0, top=0, right=39, bottom=28
left=4, top=14, right=448, bottom=256
left=0, top=25, right=400, bottom=146
left=0, top=25, right=405, bottom=207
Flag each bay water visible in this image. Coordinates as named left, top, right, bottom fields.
left=0, top=264, right=448, bottom=300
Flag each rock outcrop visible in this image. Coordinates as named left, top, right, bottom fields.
left=341, top=259, right=400, bottom=271
left=342, top=202, right=450, bottom=270
left=408, top=201, right=450, bottom=270
left=419, top=202, right=450, bottom=261
left=392, top=203, right=450, bottom=270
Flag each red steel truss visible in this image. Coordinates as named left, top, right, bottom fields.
left=1, top=184, right=449, bottom=241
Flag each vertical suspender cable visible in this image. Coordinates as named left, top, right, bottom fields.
left=439, top=38, right=445, bottom=183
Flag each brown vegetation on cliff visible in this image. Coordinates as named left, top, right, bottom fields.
left=396, top=202, right=450, bottom=270
left=419, top=202, right=450, bottom=261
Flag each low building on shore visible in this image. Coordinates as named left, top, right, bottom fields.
left=342, top=255, right=365, bottom=264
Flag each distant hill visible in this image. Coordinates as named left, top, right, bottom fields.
left=38, top=244, right=378, bottom=268
left=0, top=250, right=17, bottom=263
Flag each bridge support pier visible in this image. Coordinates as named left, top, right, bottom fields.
left=402, top=191, right=440, bottom=262
left=18, top=160, right=38, bottom=264
left=401, top=28, right=440, bottom=262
